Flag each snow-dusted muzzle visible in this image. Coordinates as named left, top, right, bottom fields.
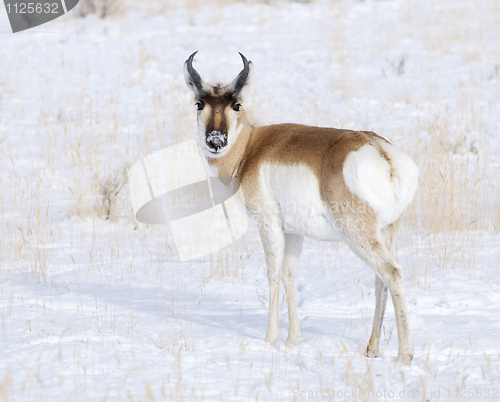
left=206, top=131, right=228, bottom=153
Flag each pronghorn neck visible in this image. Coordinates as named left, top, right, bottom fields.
left=206, top=115, right=253, bottom=178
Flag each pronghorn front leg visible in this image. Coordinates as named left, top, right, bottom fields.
left=259, top=219, right=285, bottom=346
left=282, top=233, right=303, bottom=347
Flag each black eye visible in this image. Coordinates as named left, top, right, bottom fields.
left=232, top=103, right=241, bottom=112
left=195, top=102, right=204, bottom=111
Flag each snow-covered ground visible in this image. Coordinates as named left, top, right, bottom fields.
left=1, top=0, right=499, bottom=400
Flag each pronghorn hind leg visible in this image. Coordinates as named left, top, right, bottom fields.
left=343, top=228, right=414, bottom=364
left=381, top=219, right=400, bottom=253
left=259, top=220, right=285, bottom=346
left=282, top=233, right=303, bottom=348
left=366, top=275, right=388, bottom=358
left=366, top=220, right=399, bottom=358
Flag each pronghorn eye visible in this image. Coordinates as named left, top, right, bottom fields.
left=232, top=103, right=241, bottom=112
left=195, top=102, right=204, bottom=111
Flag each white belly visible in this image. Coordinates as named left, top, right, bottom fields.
left=259, top=163, right=344, bottom=241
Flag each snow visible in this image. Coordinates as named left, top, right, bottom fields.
left=0, top=0, right=499, bottom=400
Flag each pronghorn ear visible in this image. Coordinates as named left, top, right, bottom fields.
left=184, top=51, right=208, bottom=98
left=227, top=53, right=253, bottom=100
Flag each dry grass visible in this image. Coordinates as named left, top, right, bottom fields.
left=142, top=0, right=317, bottom=14
left=95, top=163, right=129, bottom=220
left=0, top=0, right=499, bottom=400
left=393, top=97, right=497, bottom=284
left=77, top=0, right=127, bottom=18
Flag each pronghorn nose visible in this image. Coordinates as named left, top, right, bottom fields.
left=206, top=131, right=228, bottom=152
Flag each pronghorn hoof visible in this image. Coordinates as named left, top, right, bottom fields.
left=395, top=353, right=413, bottom=365
left=264, top=335, right=280, bottom=346
left=366, top=347, right=378, bottom=359
left=285, top=336, right=301, bottom=348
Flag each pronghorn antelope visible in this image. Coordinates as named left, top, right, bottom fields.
left=184, top=52, right=419, bottom=364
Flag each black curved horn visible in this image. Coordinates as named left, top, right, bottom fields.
left=231, top=52, right=250, bottom=99
left=185, top=51, right=206, bottom=97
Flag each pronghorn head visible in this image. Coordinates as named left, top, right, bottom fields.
left=184, top=51, right=253, bottom=158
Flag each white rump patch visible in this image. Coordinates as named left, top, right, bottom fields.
left=343, top=140, right=419, bottom=228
